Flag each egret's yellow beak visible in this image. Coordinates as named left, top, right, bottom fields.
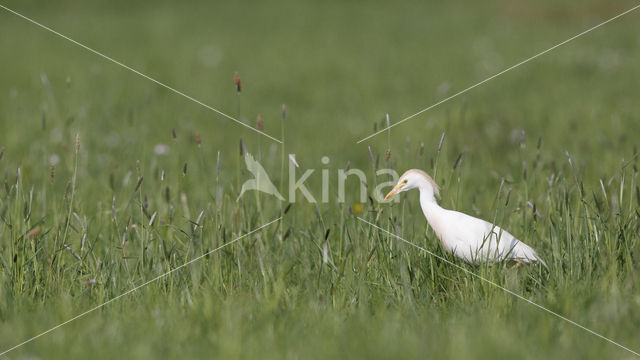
left=384, top=183, right=404, bottom=200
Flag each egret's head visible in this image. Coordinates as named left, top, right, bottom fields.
left=384, top=169, right=440, bottom=200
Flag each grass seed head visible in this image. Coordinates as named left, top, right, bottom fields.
left=537, top=134, right=543, bottom=150
left=234, top=71, right=242, bottom=93
left=453, top=151, right=464, bottom=169
left=26, top=226, right=41, bottom=238
left=256, top=114, right=264, bottom=131
left=239, top=139, right=248, bottom=156
left=149, top=211, right=157, bottom=226
left=135, top=176, right=144, bottom=191
left=367, top=146, right=374, bottom=167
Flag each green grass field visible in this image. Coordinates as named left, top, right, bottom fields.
left=1, top=0, right=639, bottom=358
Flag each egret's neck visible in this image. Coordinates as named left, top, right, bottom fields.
left=418, top=185, right=442, bottom=223
left=417, top=186, right=449, bottom=250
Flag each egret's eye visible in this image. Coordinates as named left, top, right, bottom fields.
left=403, top=180, right=408, bottom=184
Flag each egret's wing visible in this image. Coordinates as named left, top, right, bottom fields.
left=476, top=218, right=546, bottom=266
left=441, top=211, right=496, bottom=263
left=447, top=212, right=545, bottom=265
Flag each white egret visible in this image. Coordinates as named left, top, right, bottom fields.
left=384, top=169, right=546, bottom=266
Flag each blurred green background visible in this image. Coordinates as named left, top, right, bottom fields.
left=0, top=0, right=639, bottom=359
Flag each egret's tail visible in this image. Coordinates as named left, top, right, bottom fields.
left=513, top=241, right=548, bottom=269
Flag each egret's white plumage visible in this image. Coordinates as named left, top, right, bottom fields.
left=385, top=169, right=545, bottom=266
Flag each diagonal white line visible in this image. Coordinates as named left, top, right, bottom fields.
left=0, top=217, right=282, bottom=357
left=356, top=3, right=640, bottom=144
left=357, top=217, right=640, bottom=357
left=0, top=4, right=283, bottom=144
